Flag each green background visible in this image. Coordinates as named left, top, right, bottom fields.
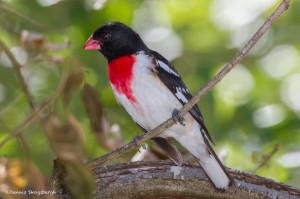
left=0, top=0, right=299, bottom=190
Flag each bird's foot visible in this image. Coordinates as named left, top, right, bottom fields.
left=132, top=134, right=147, bottom=151
left=172, top=109, right=185, bottom=126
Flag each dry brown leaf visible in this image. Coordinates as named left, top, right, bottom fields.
left=81, top=83, right=112, bottom=149
left=21, top=30, right=48, bottom=51
left=62, top=63, right=84, bottom=107
left=21, top=30, right=69, bottom=52
left=46, top=114, right=85, bottom=160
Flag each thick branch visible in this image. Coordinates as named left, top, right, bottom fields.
left=58, top=161, right=300, bottom=199
left=88, top=0, right=291, bottom=168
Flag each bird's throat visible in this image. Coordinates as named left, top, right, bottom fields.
left=108, top=54, right=137, bottom=104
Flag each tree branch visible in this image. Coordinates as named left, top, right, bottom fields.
left=88, top=0, right=292, bottom=168
left=57, top=161, right=300, bottom=199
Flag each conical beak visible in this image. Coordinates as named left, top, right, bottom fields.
left=83, top=35, right=101, bottom=50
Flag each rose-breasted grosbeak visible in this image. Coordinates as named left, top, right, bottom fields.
left=83, top=22, right=232, bottom=189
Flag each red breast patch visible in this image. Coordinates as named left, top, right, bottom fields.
left=108, top=54, right=137, bottom=104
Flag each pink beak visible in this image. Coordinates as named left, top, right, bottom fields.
left=83, top=35, right=101, bottom=50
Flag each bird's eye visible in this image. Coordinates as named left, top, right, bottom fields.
left=101, top=33, right=111, bottom=41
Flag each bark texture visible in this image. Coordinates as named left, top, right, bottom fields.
left=56, top=160, right=300, bottom=199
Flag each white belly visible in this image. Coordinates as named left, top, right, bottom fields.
left=110, top=52, right=194, bottom=138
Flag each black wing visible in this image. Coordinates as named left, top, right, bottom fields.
left=149, top=50, right=215, bottom=145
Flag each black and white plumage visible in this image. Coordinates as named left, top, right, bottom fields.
left=84, top=21, right=233, bottom=189
left=151, top=50, right=215, bottom=145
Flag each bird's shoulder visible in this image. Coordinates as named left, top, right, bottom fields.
left=147, top=50, right=191, bottom=102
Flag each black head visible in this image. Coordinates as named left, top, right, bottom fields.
left=83, top=22, right=147, bottom=61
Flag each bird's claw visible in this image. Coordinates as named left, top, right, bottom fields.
left=172, top=109, right=185, bottom=126
left=141, top=143, right=147, bottom=150
left=132, top=134, right=147, bottom=152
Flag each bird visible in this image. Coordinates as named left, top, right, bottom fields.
left=83, top=21, right=233, bottom=189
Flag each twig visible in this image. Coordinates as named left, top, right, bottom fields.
left=0, top=65, right=68, bottom=148
left=0, top=38, right=47, bottom=145
left=0, top=96, right=54, bottom=148
left=0, top=38, right=36, bottom=158
left=16, top=135, right=30, bottom=159
left=0, top=39, right=36, bottom=109
left=252, top=143, right=280, bottom=173
left=0, top=3, right=65, bottom=32
left=0, top=94, right=22, bottom=116
left=0, top=32, right=68, bottom=145
left=88, top=0, right=291, bottom=168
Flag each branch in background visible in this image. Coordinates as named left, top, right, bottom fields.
left=88, top=0, right=292, bottom=168
left=0, top=98, right=52, bottom=148
left=0, top=35, right=74, bottom=196
left=0, top=35, right=68, bottom=145
left=0, top=38, right=36, bottom=180
left=57, top=161, right=300, bottom=199
left=0, top=39, right=36, bottom=109
left=0, top=68, right=67, bottom=148
left=0, top=94, right=22, bottom=117
left=1, top=27, right=92, bottom=197
left=0, top=2, right=65, bottom=32
left=252, top=143, right=280, bottom=173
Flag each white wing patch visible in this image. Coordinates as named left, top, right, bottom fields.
left=157, top=60, right=180, bottom=77
left=175, top=87, right=188, bottom=103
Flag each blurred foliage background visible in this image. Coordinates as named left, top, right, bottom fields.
left=0, top=0, right=300, bottom=196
